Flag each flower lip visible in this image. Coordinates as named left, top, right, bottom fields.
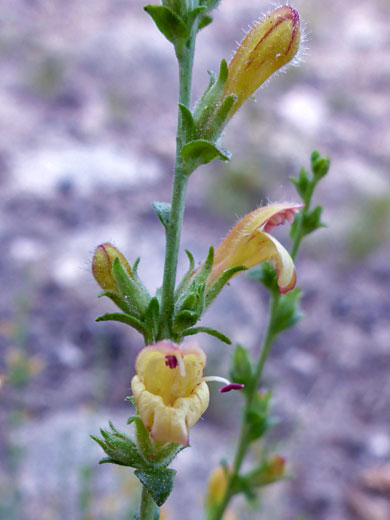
left=260, top=203, right=303, bottom=234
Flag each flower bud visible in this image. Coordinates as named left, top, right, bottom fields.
left=223, top=6, right=301, bottom=115
left=206, top=466, right=230, bottom=508
left=92, top=243, right=132, bottom=292
left=250, top=455, right=286, bottom=486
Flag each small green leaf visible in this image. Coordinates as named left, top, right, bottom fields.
left=181, top=139, right=231, bottom=170
left=290, top=168, right=310, bottom=201
left=245, top=392, right=272, bottom=441
left=248, top=263, right=279, bottom=294
left=134, top=468, right=176, bottom=506
left=144, top=5, right=188, bottom=44
left=152, top=202, right=171, bottom=229
left=271, top=288, right=303, bottom=335
left=230, top=345, right=252, bottom=386
left=172, top=309, right=199, bottom=332
left=187, top=6, right=207, bottom=29
left=198, top=14, right=213, bottom=30
left=144, top=297, right=160, bottom=342
left=96, top=312, right=147, bottom=336
left=181, top=326, right=231, bottom=345
left=178, top=103, right=195, bottom=142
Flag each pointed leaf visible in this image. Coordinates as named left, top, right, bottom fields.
left=172, top=309, right=199, bottom=332
left=181, top=139, right=231, bottom=169
left=152, top=202, right=171, bottom=229
left=178, top=103, right=195, bottom=142
left=144, top=5, right=188, bottom=44
left=98, top=290, right=132, bottom=314
left=144, top=297, right=160, bottom=342
left=134, top=468, right=176, bottom=506
left=198, top=14, right=213, bottom=30
left=96, top=312, right=147, bottom=336
left=181, top=326, right=231, bottom=345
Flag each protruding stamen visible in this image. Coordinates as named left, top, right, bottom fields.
left=202, top=376, right=245, bottom=393
left=219, top=383, right=245, bottom=393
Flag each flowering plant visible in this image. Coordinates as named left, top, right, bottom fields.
left=91, top=2, right=330, bottom=519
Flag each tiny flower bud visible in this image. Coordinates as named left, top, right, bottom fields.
left=206, top=466, right=230, bottom=507
left=250, top=455, right=286, bottom=487
left=92, top=243, right=132, bottom=292
left=223, top=6, right=301, bottom=115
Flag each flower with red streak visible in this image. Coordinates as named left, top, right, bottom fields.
left=208, top=203, right=302, bottom=294
left=223, top=6, right=301, bottom=115
left=131, top=341, right=243, bottom=445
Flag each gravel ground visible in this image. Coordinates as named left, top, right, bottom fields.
left=1, top=1, right=389, bottom=519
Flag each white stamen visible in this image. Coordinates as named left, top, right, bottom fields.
left=175, top=353, right=186, bottom=377
left=202, top=376, right=231, bottom=385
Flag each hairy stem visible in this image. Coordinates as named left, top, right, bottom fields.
left=159, top=38, right=197, bottom=339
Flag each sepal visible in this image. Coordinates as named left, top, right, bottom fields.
left=90, top=422, right=145, bottom=468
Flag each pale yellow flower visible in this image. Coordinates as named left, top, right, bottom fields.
left=208, top=203, right=302, bottom=294
left=131, top=341, right=243, bottom=445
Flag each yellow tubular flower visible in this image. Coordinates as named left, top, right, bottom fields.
left=92, top=242, right=132, bottom=292
left=223, top=6, right=301, bottom=114
left=208, top=203, right=302, bottom=294
left=131, top=341, right=210, bottom=445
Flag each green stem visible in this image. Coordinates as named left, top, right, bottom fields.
left=208, top=294, right=279, bottom=520
left=290, top=180, right=317, bottom=260
left=159, top=38, right=197, bottom=339
left=139, top=487, right=157, bottom=520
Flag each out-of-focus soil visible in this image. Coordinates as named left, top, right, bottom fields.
left=0, top=1, right=389, bottom=519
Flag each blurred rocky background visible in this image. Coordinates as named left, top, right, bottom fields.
left=0, top=0, right=389, bottom=519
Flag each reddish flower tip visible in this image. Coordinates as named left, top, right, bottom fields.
left=219, top=383, right=245, bottom=393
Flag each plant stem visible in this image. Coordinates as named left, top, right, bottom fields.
left=209, top=214, right=308, bottom=519
left=208, top=294, right=278, bottom=520
left=139, top=487, right=156, bottom=520
left=159, top=38, right=197, bottom=339
left=290, top=180, right=317, bottom=260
